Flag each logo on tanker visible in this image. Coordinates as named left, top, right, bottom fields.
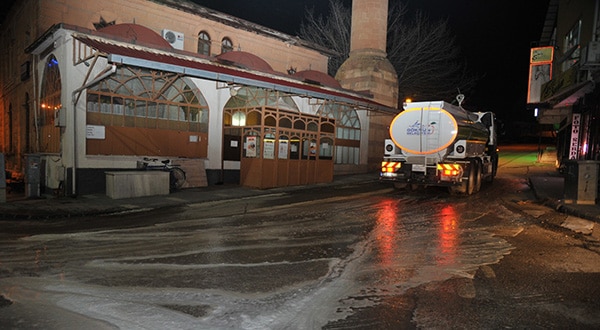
left=406, top=121, right=436, bottom=135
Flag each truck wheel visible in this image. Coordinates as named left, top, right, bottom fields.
left=466, top=164, right=476, bottom=195
left=448, top=163, right=475, bottom=195
left=474, top=161, right=482, bottom=193
left=486, top=154, right=498, bottom=183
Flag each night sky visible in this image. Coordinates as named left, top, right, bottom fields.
left=193, top=0, right=550, bottom=122
left=0, top=0, right=551, bottom=121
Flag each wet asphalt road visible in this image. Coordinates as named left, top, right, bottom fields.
left=1, top=146, right=600, bottom=329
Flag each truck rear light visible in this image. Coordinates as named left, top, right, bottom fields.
left=381, top=161, right=401, bottom=173
left=437, top=163, right=463, bottom=180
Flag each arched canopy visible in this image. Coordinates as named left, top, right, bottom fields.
left=97, top=23, right=172, bottom=49
left=293, top=70, right=342, bottom=89
left=216, top=51, right=275, bottom=73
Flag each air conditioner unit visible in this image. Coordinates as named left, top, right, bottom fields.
left=580, top=41, right=600, bottom=68
left=161, top=29, right=184, bottom=50
left=384, top=139, right=401, bottom=157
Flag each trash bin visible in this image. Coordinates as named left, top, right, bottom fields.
left=563, top=160, right=599, bottom=205
left=24, top=154, right=41, bottom=198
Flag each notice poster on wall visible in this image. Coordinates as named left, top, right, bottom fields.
left=278, top=140, right=288, bottom=159
left=263, top=139, right=275, bottom=159
left=86, top=125, right=105, bottom=139
left=246, top=136, right=257, bottom=157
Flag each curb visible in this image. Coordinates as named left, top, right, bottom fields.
left=529, top=178, right=600, bottom=224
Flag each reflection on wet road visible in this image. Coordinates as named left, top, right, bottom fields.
left=0, top=183, right=524, bottom=329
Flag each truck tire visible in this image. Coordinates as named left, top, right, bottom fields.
left=466, top=163, right=476, bottom=195
left=486, top=154, right=498, bottom=183
left=449, top=162, right=475, bottom=195
left=474, top=160, right=482, bottom=193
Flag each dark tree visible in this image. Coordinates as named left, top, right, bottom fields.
left=299, top=0, right=478, bottom=103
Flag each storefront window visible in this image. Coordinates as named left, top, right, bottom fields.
left=232, top=111, right=246, bottom=126
left=290, top=138, right=300, bottom=159
left=279, top=117, right=292, bottom=128
left=278, top=135, right=289, bottom=159
left=263, top=133, right=276, bottom=159
left=223, top=94, right=334, bottom=163
left=320, top=137, right=334, bottom=159
left=302, top=138, right=317, bottom=160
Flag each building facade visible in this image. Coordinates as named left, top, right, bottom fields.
left=1, top=0, right=398, bottom=196
left=530, top=0, right=600, bottom=165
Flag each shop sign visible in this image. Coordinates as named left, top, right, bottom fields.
left=569, top=113, right=580, bottom=159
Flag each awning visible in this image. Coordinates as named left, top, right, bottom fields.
left=73, top=33, right=399, bottom=114
left=543, top=80, right=595, bottom=108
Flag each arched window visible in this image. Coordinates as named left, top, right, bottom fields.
left=223, top=87, right=299, bottom=112
left=39, top=55, right=62, bottom=153
left=221, top=37, right=233, bottom=54
left=85, top=66, right=209, bottom=157
left=198, top=31, right=211, bottom=56
left=318, top=102, right=361, bottom=165
left=87, top=66, right=208, bottom=131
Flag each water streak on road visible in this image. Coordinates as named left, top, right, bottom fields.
left=0, top=186, right=523, bottom=329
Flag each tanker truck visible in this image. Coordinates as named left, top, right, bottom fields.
left=380, top=95, right=498, bottom=195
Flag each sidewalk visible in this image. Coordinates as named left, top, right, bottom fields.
left=1, top=168, right=599, bottom=223
left=526, top=148, right=600, bottom=223
left=0, top=173, right=379, bottom=220
left=529, top=174, right=600, bottom=223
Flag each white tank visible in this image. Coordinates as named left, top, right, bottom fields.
left=389, top=101, right=489, bottom=155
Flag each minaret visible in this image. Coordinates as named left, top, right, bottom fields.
left=336, top=0, right=399, bottom=170
left=336, top=0, right=398, bottom=108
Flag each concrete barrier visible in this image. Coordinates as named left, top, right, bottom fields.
left=106, top=171, right=169, bottom=199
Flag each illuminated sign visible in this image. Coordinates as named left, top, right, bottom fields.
left=569, top=113, right=580, bottom=160
left=530, top=46, right=554, bottom=64
left=528, top=46, right=554, bottom=103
